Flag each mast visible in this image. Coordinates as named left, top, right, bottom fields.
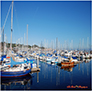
left=56, top=37, right=58, bottom=51
left=27, top=24, right=28, bottom=56
left=0, top=30, right=1, bottom=56
left=82, top=38, right=84, bottom=51
left=40, top=41, right=42, bottom=54
left=2, top=27, right=4, bottom=55
left=22, top=37, right=23, bottom=51
left=18, top=38, right=20, bottom=52
left=44, top=39, right=46, bottom=54
left=5, top=34, right=6, bottom=54
left=87, top=37, right=89, bottom=51
left=80, top=39, right=81, bottom=51
left=71, top=40, right=73, bottom=50
left=51, top=40, right=53, bottom=51
left=47, top=40, right=48, bottom=52
left=61, top=44, right=62, bottom=51
left=10, top=1, right=13, bottom=50
left=24, top=33, right=25, bottom=51
left=65, top=40, right=66, bottom=50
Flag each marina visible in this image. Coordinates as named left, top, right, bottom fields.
left=1, top=1, right=91, bottom=90
left=1, top=58, right=91, bottom=90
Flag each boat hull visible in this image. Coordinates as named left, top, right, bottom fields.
left=1, top=69, right=31, bottom=77
left=61, top=62, right=74, bottom=66
left=61, top=65, right=75, bottom=69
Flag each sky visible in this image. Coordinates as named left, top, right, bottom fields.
left=1, top=1, right=91, bottom=50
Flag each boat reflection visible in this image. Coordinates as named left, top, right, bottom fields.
left=84, top=59, right=91, bottom=63
left=61, top=65, right=76, bottom=72
left=1, top=74, right=32, bottom=86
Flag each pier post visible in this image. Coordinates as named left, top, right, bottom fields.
left=37, top=58, right=39, bottom=68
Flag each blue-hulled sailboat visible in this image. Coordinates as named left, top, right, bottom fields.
left=1, top=57, right=31, bottom=77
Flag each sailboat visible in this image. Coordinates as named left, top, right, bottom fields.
left=1, top=1, right=31, bottom=77
left=1, top=62, right=31, bottom=77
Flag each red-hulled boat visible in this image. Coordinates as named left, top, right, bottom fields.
left=61, top=61, right=74, bottom=66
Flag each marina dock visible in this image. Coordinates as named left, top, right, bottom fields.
left=31, top=68, right=40, bottom=72
left=0, top=1, right=91, bottom=90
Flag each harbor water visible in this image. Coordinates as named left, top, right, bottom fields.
left=1, top=59, right=91, bottom=90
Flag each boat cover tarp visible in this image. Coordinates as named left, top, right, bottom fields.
left=0, top=55, right=6, bottom=61
left=10, top=57, right=26, bottom=67
left=64, top=56, right=68, bottom=59
left=26, top=58, right=34, bottom=61
left=19, top=55, right=23, bottom=57
left=2, top=55, right=6, bottom=58
left=39, top=53, right=45, bottom=56
left=46, top=54, right=52, bottom=57
left=53, top=50, right=57, bottom=54
left=36, top=54, right=39, bottom=55
left=72, top=57, right=77, bottom=59
left=25, top=58, right=34, bottom=64
left=53, top=57, right=58, bottom=59
left=26, top=60, right=33, bottom=64
left=16, top=54, right=19, bottom=57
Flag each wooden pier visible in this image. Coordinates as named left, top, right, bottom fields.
left=31, top=67, right=40, bottom=72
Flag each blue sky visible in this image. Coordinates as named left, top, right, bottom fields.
left=1, top=1, right=91, bottom=50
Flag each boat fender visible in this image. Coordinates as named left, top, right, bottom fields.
left=8, top=65, right=10, bottom=68
left=69, top=60, right=72, bottom=62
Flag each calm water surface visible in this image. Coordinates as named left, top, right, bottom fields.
left=1, top=59, right=91, bottom=90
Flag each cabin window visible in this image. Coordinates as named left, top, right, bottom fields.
left=3, top=62, right=6, bottom=63
left=24, top=67, right=27, bottom=69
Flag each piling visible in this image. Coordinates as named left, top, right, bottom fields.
left=37, top=58, right=39, bottom=68
left=31, top=68, right=40, bottom=72
left=31, top=58, right=40, bottom=72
